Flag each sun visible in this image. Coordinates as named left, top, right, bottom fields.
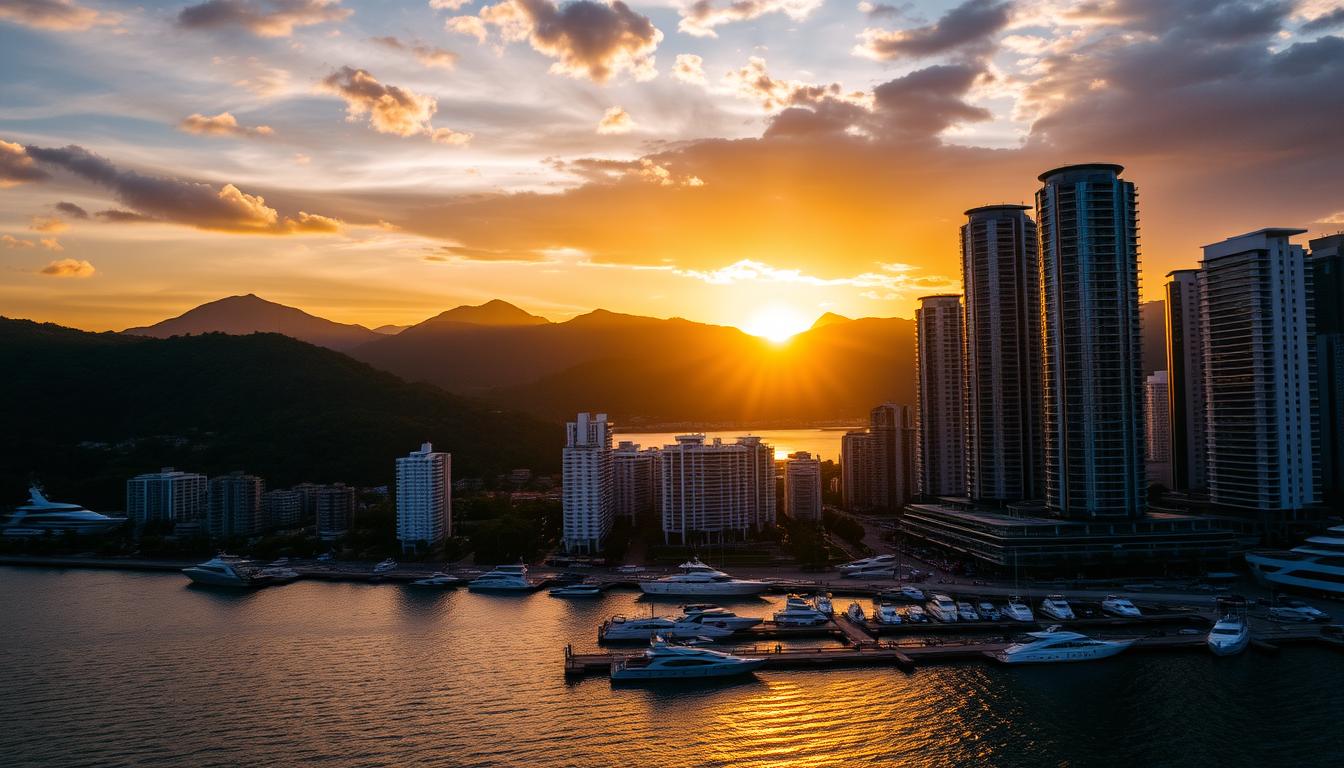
left=743, top=305, right=812, bottom=343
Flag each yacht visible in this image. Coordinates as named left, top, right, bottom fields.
left=253, top=566, right=299, bottom=585
left=812, top=593, right=834, bottom=616
left=956, top=602, right=981, bottom=622
left=549, top=583, right=603, bottom=597
left=993, top=628, right=1136, bottom=664
left=1101, top=595, right=1142, bottom=618
left=773, top=595, right=829, bottom=626
left=411, top=572, right=464, bottom=588
left=2, top=485, right=127, bottom=537
left=1246, top=524, right=1344, bottom=600
left=926, top=594, right=959, bottom=622
left=601, top=615, right=734, bottom=641
left=468, top=564, right=534, bottom=592
left=610, top=636, right=766, bottom=681
left=1003, top=598, right=1034, bottom=622
left=904, top=605, right=929, bottom=623
left=845, top=602, right=866, bottom=623
left=678, top=605, right=763, bottom=631
left=182, top=555, right=258, bottom=587
left=899, top=585, right=926, bottom=602
left=838, top=554, right=898, bottom=578
left=373, top=558, right=398, bottom=574
left=638, top=558, right=769, bottom=596
left=875, top=603, right=903, bottom=625
left=1277, top=599, right=1331, bottom=622
left=1207, top=614, right=1251, bottom=656
left=978, top=602, right=1001, bottom=622
left=1039, top=595, right=1075, bottom=621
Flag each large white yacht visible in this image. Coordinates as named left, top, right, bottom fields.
left=1246, top=524, right=1344, bottom=600
left=773, top=595, right=828, bottom=626
left=677, top=604, right=763, bottom=631
left=601, top=615, right=735, bottom=641
left=3, top=486, right=126, bottom=537
left=1207, top=614, right=1251, bottom=656
left=926, top=594, right=959, bottom=622
left=638, top=558, right=769, bottom=596
left=993, top=628, right=1136, bottom=664
left=610, top=636, right=766, bottom=681
left=1101, top=596, right=1142, bottom=618
left=1039, top=595, right=1075, bottom=621
left=838, top=554, right=898, bottom=578
left=182, top=555, right=257, bottom=587
left=468, top=563, right=534, bottom=592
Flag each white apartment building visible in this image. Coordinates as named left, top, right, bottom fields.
left=396, top=442, right=452, bottom=552
left=916, top=294, right=966, bottom=497
left=784, top=451, right=822, bottom=522
left=126, top=467, right=207, bottom=525
left=659, top=435, right=775, bottom=544
left=562, top=412, right=614, bottom=553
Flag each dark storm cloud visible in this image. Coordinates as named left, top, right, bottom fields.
left=55, top=201, right=90, bottom=218
left=857, top=0, right=1011, bottom=60
left=177, top=0, right=351, bottom=38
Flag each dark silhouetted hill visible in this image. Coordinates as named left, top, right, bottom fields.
left=124, top=293, right=380, bottom=351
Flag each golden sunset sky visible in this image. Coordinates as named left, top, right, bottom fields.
left=2, top=0, right=1343, bottom=336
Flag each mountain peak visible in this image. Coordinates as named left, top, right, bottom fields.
left=428, top=300, right=550, bottom=327
left=811, top=312, right=852, bottom=329
left=123, top=294, right=378, bottom=351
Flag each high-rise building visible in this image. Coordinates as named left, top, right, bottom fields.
left=316, top=483, right=356, bottom=540
left=291, top=482, right=324, bottom=523
left=841, top=429, right=874, bottom=513
left=1037, top=163, right=1146, bottom=519
left=262, top=489, right=303, bottom=529
left=207, top=471, right=264, bottom=539
left=960, top=204, right=1043, bottom=503
left=841, top=404, right=915, bottom=512
left=562, top=412, right=613, bottom=553
left=1310, top=234, right=1344, bottom=509
left=125, top=468, right=207, bottom=525
left=396, top=442, right=452, bottom=552
left=784, top=451, right=822, bottom=522
left=612, top=441, right=658, bottom=520
left=1165, top=269, right=1208, bottom=490
left=1200, top=228, right=1319, bottom=512
left=659, top=435, right=775, bottom=544
left=915, top=295, right=966, bottom=498
left=1145, top=371, right=1172, bottom=488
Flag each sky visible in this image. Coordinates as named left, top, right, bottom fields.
left=2, top=0, right=1343, bottom=336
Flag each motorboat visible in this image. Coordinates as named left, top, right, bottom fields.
left=993, top=628, right=1136, bottom=664
left=1003, top=598, right=1034, bottom=622
left=838, top=554, right=898, bottom=578
left=182, top=555, right=258, bottom=587
left=812, top=593, right=834, bottom=616
left=1277, top=599, right=1331, bottom=622
left=601, top=615, right=734, bottom=641
left=373, top=558, right=398, bottom=574
left=637, top=558, right=769, bottom=596
left=549, top=583, right=603, bottom=597
left=774, top=595, right=829, bottom=626
left=926, top=594, right=958, bottom=622
left=875, top=603, right=903, bottom=625
left=411, top=572, right=464, bottom=588
left=899, top=585, right=926, bottom=602
left=978, top=602, right=1001, bottom=621
left=956, top=602, right=981, bottom=622
left=1268, top=605, right=1324, bottom=623
left=1039, top=595, right=1075, bottom=621
left=468, top=563, right=534, bottom=592
left=253, top=566, right=299, bottom=585
left=904, top=605, right=929, bottom=623
left=1207, top=614, right=1250, bottom=656
left=1101, top=595, right=1142, bottom=618
left=845, top=602, right=866, bottom=623
left=2, top=485, right=127, bottom=537
left=610, top=636, right=766, bottom=681
left=678, top=605, right=763, bottom=631
left=1246, top=524, right=1344, bottom=600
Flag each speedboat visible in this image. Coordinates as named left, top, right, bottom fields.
left=1207, top=614, right=1250, bottom=656
left=957, top=602, right=980, bottom=622
left=1246, top=524, right=1344, bottom=600
left=993, top=628, right=1136, bottom=664
left=638, top=558, right=769, bottom=596
left=900, top=585, right=925, bottom=602
left=468, top=563, right=534, bottom=592
left=1003, top=598, right=1034, bottom=622
left=2, top=485, right=127, bottom=537
left=182, top=555, right=257, bottom=587
left=905, top=605, right=929, bottom=623
left=678, top=605, right=763, bottom=631
left=411, top=572, right=464, bottom=588
left=875, top=603, right=903, bottom=625
left=926, top=594, right=958, bottom=622
left=549, top=583, right=602, bottom=597
left=373, top=558, right=398, bottom=574
left=1039, top=595, right=1075, bottom=621
left=601, top=615, right=734, bottom=641
left=773, top=595, right=829, bottom=626
left=1102, top=595, right=1142, bottom=618
left=812, top=593, right=834, bottom=616
left=845, top=602, right=866, bottom=623
left=610, top=636, right=766, bottom=681
left=978, top=602, right=1001, bottom=621
left=838, top=554, right=898, bottom=578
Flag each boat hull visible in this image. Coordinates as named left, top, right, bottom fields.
left=611, top=658, right=765, bottom=681
left=1207, top=633, right=1250, bottom=657
left=638, top=582, right=768, bottom=596
left=996, top=641, right=1134, bottom=664
left=182, top=568, right=252, bottom=588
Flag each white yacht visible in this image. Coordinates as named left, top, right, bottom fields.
left=549, top=583, right=602, bottom=597
left=899, top=585, right=926, bottom=602
left=1276, top=599, right=1331, bottom=622
left=1246, top=524, right=1344, bottom=600
left=253, top=566, right=299, bottom=585
left=1207, top=614, right=1250, bottom=656
left=638, top=558, right=769, bottom=596
left=926, top=594, right=959, bottom=622
left=182, top=555, right=257, bottom=587
left=601, top=615, right=734, bottom=641
left=956, top=602, right=981, bottom=622
left=1003, top=598, right=1034, bottom=622
left=905, top=605, right=929, bottom=623
left=678, top=604, right=763, bottom=631
left=845, top=602, right=866, bottom=623
left=410, top=572, right=464, bottom=588
left=2, top=485, right=127, bottom=537
left=1101, top=595, right=1142, bottom=618
left=373, top=558, right=398, bottom=574
left=994, top=628, right=1136, bottom=664
left=773, top=595, right=829, bottom=626
left=468, top=563, right=534, bottom=592
left=812, top=593, right=834, bottom=616
left=875, top=603, right=903, bottom=625
left=1039, top=595, right=1075, bottom=621
left=978, top=602, right=1001, bottom=621
left=610, top=636, right=766, bottom=681
left=838, top=554, right=898, bottom=578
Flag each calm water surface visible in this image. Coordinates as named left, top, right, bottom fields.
left=3, top=567, right=1343, bottom=767
left=616, top=428, right=851, bottom=462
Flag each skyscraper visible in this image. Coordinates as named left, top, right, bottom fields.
left=612, top=441, right=658, bottom=520
left=1200, top=229, right=1319, bottom=513
left=1145, top=371, right=1171, bottom=488
left=841, top=404, right=915, bottom=512
left=1165, top=269, right=1208, bottom=490
left=315, top=483, right=356, bottom=540
left=659, top=435, right=775, bottom=544
left=915, top=295, right=965, bottom=498
left=396, top=442, right=452, bottom=552
left=784, top=451, right=822, bottom=522
left=1037, top=163, right=1146, bottom=518
left=262, top=488, right=302, bottom=529
left=1309, top=234, right=1344, bottom=509
left=960, top=204, right=1043, bottom=503
left=126, top=468, right=207, bottom=525
left=207, top=471, right=264, bottom=539
left=562, top=412, right=613, bottom=553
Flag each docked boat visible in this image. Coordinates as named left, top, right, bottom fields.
left=978, top=602, right=1001, bottom=621
left=638, top=558, right=769, bottom=596
left=1207, top=614, right=1250, bottom=656
left=182, top=555, right=258, bottom=587
left=549, top=583, right=603, bottom=597
left=905, top=605, right=929, bottom=623
left=838, top=554, right=898, bottom=578
left=601, top=615, right=735, bottom=641
left=1102, top=595, right=1142, bottom=618
left=1003, top=598, right=1034, bottom=622
left=875, top=603, right=903, bottom=625
left=2, top=485, right=127, bottom=537
left=956, top=602, right=980, bottom=622
left=993, top=628, right=1136, bottom=664
left=845, top=602, right=866, bottom=623
left=411, top=572, right=464, bottom=588
left=253, top=566, right=299, bottom=585
left=812, top=593, right=834, bottom=616
left=926, top=594, right=959, bottom=622
left=468, top=563, right=534, bottom=592
left=1277, top=599, right=1331, bottom=622
left=678, top=604, right=763, bottom=631
left=899, top=585, right=926, bottom=602
left=610, top=636, right=766, bottom=681
left=373, top=558, right=398, bottom=574
left=615, top=565, right=646, bottom=574
left=1246, top=524, right=1344, bottom=600
left=774, top=595, right=829, bottom=626
left=1039, top=595, right=1075, bottom=621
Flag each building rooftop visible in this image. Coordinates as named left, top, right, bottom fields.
left=1037, top=163, right=1124, bottom=182
left=964, top=203, right=1031, bottom=216
left=917, top=294, right=962, bottom=302
left=1201, top=228, right=1308, bottom=260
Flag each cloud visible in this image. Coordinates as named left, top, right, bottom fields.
left=40, top=258, right=95, bottom=277
left=596, top=106, right=634, bottom=134
left=675, top=259, right=957, bottom=295
left=431, top=127, right=473, bottom=145
left=446, top=14, right=488, bottom=41
left=556, top=156, right=704, bottom=186
left=725, top=56, right=869, bottom=112
left=95, top=209, right=155, bottom=223
left=2, top=234, right=35, bottom=248
left=30, top=215, right=67, bottom=232
left=320, top=66, right=470, bottom=144
left=672, top=53, right=706, bottom=85
left=177, top=0, right=351, bottom=38
left=678, top=0, right=823, bottom=38
left=1317, top=211, right=1344, bottom=225
left=1301, top=7, right=1344, bottom=32
left=40, top=237, right=63, bottom=251
left=25, top=143, right=343, bottom=234
left=179, top=111, right=274, bottom=137
left=1, top=140, right=49, bottom=187
left=55, top=201, right=89, bottom=218
left=436, top=244, right=551, bottom=261
left=0, top=0, right=113, bottom=30
left=463, top=0, right=662, bottom=83
left=429, top=0, right=472, bottom=8
left=370, top=36, right=458, bottom=69
left=855, top=0, right=1011, bottom=60
left=857, top=1, right=911, bottom=18
left=217, top=56, right=292, bottom=97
